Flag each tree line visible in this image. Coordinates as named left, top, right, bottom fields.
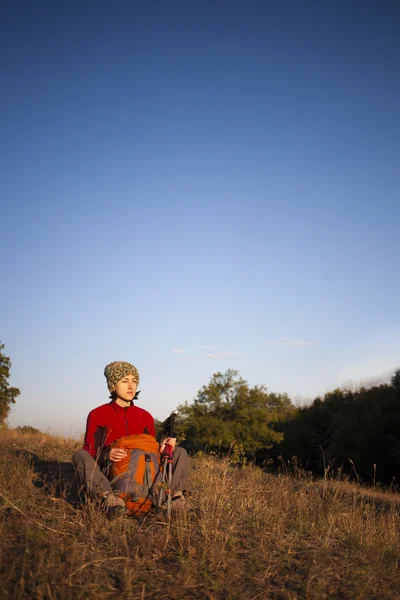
left=174, top=369, right=400, bottom=487
left=271, top=372, right=400, bottom=486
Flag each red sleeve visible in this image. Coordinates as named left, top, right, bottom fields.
left=82, top=410, right=98, bottom=458
left=135, top=406, right=156, bottom=437
left=149, top=415, right=156, bottom=438
left=143, top=407, right=156, bottom=437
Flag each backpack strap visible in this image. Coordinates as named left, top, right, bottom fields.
left=143, top=453, right=153, bottom=497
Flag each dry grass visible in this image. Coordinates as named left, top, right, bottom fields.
left=0, top=429, right=399, bottom=599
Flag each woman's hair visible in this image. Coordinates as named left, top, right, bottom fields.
left=109, top=389, right=141, bottom=401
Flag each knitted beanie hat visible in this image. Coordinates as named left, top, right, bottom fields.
left=104, top=361, right=140, bottom=393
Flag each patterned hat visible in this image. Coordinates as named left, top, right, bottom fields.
left=104, top=361, right=140, bottom=393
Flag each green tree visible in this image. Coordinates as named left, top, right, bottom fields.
left=176, top=370, right=295, bottom=454
left=0, top=343, right=20, bottom=425
left=274, top=374, right=400, bottom=485
left=391, top=368, right=400, bottom=393
left=16, top=425, right=39, bottom=434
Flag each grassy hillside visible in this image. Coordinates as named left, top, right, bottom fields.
left=0, top=429, right=399, bottom=599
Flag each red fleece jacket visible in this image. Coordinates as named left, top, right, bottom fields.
left=83, top=401, right=156, bottom=459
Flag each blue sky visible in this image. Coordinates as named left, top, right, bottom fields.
left=1, top=1, right=399, bottom=435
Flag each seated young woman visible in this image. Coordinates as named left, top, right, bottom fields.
left=72, top=361, right=190, bottom=518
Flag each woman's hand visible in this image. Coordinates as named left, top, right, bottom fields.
left=159, top=437, right=177, bottom=454
left=109, top=448, right=128, bottom=462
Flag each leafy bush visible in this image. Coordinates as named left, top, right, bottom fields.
left=16, top=425, right=40, bottom=434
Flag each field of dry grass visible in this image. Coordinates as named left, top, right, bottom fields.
left=0, top=429, right=399, bottom=599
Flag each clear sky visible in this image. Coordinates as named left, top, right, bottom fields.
left=1, top=1, right=399, bottom=436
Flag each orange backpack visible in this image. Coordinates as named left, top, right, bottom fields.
left=108, top=434, right=161, bottom=514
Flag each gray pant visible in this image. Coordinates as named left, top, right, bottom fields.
left=72, top=447, right=190, bottom=498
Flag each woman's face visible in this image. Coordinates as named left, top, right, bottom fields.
left=114, top=374, right=138, bottom=402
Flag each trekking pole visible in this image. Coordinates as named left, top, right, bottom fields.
left=159, top=410, right=178, bottom=518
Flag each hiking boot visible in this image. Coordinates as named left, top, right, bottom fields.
left=101, top=491, right=126, bottom=520
left=171, top=494, right=189, bottom=512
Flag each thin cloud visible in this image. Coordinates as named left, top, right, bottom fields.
left=171, top=349, right=185, bottom=354
left=198, top=345, right=216, bottom=350
left=200, top=352, right=244, bottom=359
left=266, top=337, right=313, bottom=347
